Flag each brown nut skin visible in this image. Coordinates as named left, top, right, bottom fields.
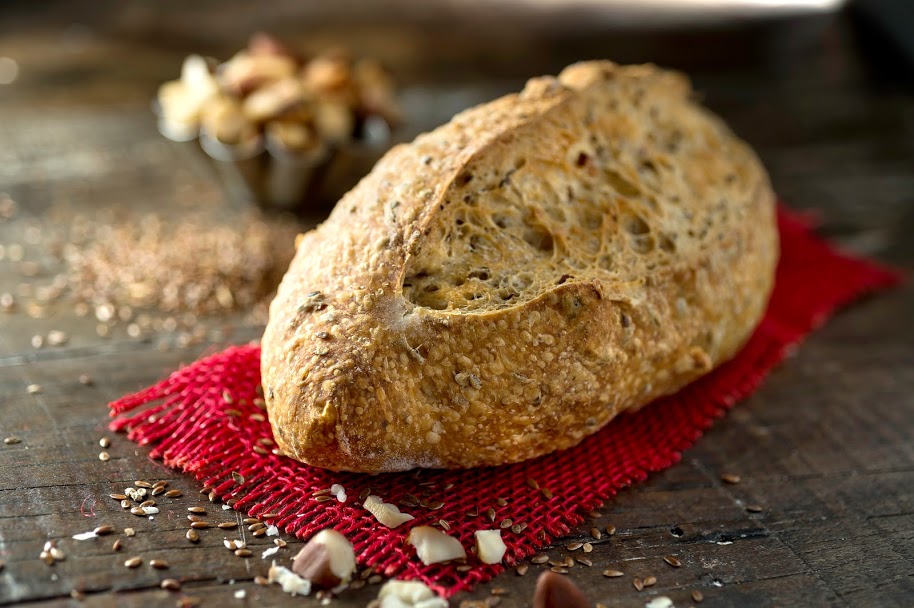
left=292, top=543, right=340, bottom=589
left=533, top=571, right=591, bottom=608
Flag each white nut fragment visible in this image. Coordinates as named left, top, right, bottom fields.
left=376, top=580, right=448, bottom=608
left=407, top=526, right=466, bottom=566
left=474, top=529, right=507, bottom=565
left=291, top=529, right=356, bottom=589
left=364, top=495, right=414, bottom=528
left=268, top=562, right=312, bottom=596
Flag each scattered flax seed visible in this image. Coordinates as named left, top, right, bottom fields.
left=562, top=556, right=575, bottom=568
left=79, top=374, right=93, bottom=386
left=691, top=590, right=704, bottom=603
left=252, top=528, right=267, bottom=538
left=254, top=575, right=269, bottom=586
left=582, top=543, right=593, bottom=553
left=496, top=498, right=507, bottom=507
left=112, top=539, right=122, bottom=552
left=248, top=522, right=266, bottom=531
left=588, top=511, right=602, bottom=519
left=456, top=565, right=473, bottom=572
left=527, top=478, right=539, bottom=490
left=368, top=575, right=384, bottom=584
left=110, top=493, right=127, bottom=501
left=187, top=515, right=202, bottom=522
left=224, top=540, right=237, bottom=550
left=605, top=524, right=616, bottom=535
left=190, top=522, right=211, bottom=529
left=98, top=437, right=110, bottom=448
left=566, top=542, right=583, bottom=551
left=516, top=564, right=528, bottom=576
left=185, top=529, right=199, bottom=543
left=550, top=567, right=568, bottom=574
left=249, top=413, right=266, bottom=422
left=49, top=547, right=66, bottom=561
left=153, top=480, right=168, bottom=488
left=31, top=335, right=44, bottom=349
left=644, top=575, right=657, bottom=587
left=124, top=557, right=142, bottom=568
left=150, top=559, right=169, bottom=569
left=466, top=508, right=479, bottom=517
left=491, top=588, right=508, bottom=596
left=486, top=508, right=496, bottom=522
left=208, top=491, right=218, bottom=502
left=253, top=445, right=269, bottom=455
left=315, top=495, right=333, bottom=502
left=273, top=538, right=286, bottom=548
left=602, top=569, right=624, bottom=578
left=27, top=384, right=42, bottom=394
left=531, top=554, right=550, bottom=564
left=633, top=577, right=644, bottom=591
left=218, top=522, right=238, bottom=530
left=261, top=512, right=279, bottom=519
left=500, top=519, right=513, bottom=529
left=161, top=579, right=181, bottom=591
left=4, top=437, right=21, bottom=445
left=124, top=528, right=136, bottom=537
left=663, top=555, right=682, bottom=568
left=233, top=548, right=251, bottom=557
left=590, top=527, right=602, bottom=540
left=746, top=504, right=764, bottom=513
left=165, top=489, right=182, bottom=498
left=243, top=517, right=260, bottom=524
left=130, top=507, right=145, bottom=516
left=98, top=451, right=110, bottom=461
left=576, top=558, right=593, bottom=567
left=428, top=501, right=444, bottom=510
left=134, top=481, right=152, bottom=488
left=177, top=597, right=202, bottom=608
left=93, top=525, right=113, bottom=536
left=151, top=486, right=165, bottom=496
left=439, top=519, right=451, bottom=531
left=225, top=408, right=242, bottom=417
left=720, top=473, right=741, bottom=485
left=511, top=524, right=523, bottom=534
left=71, top=590, right=85, bottom=601
left=47, top=330, right=68, bottom=346
left=541, top=488, right=554, bottom=499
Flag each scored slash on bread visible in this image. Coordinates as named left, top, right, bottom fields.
left=261, top=61, right=779, bottom=473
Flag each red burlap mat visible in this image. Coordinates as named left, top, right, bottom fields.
left=109, top=208, right=900, bottom=597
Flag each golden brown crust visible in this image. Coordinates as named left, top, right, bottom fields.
left=261, top=61, right=779, bottom=472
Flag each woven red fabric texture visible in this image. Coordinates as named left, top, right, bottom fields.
left=109, top=208, right=899, bottom=598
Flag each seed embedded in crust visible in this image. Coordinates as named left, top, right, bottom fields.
left=602, top=569, right=624, bottom=578
left=150, top=559, right=169, bottom=569
left=124, top=557, right=142, bottom=568
left=720, top=473, right=741, bottom=485
left=664, top=555, right=682, bottom=568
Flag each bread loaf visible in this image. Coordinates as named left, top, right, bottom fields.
left=261, top=61, right=779, bottom=473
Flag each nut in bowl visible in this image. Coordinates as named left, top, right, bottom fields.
left=154, top=33, right=399, bottom=213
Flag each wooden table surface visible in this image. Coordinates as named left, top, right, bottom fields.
left=1, top=6, right=913, bottom=608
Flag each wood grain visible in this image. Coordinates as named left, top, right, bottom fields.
left=1, top=7, right=912, bottom=607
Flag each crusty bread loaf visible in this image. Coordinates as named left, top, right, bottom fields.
left=261, top=61, right=779, bottom=473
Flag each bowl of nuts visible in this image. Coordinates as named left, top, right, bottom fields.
left=154, top=34, right=399, bottom=213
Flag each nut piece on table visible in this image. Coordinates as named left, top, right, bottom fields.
left=291, top=529, right=356, bottom=589
left=373, top=579, right=448, bottom=608
left=407, top=526, right=466, bottom=566
left=474, top=529, right=507, bottom=565
left=533, top=571, right=591, bottom=608
left=363, top=495, right=415, bottom=528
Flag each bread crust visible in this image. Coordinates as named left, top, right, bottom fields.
left=261, top=61, right=779, bottom=472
